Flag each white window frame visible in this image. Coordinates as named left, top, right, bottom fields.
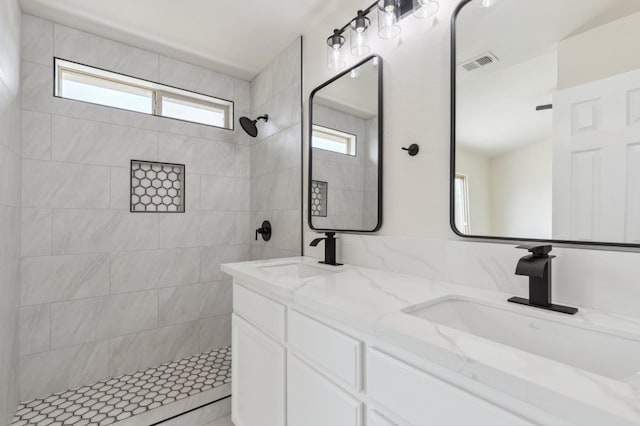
left=54, top=58, right=233, bottom=129
left=454, top=173, right=471, bottom=234
left=312, top=124, right=357, bottom=156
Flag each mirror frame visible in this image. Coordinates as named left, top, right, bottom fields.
left=450, top=0, right=640, bottom=249
left=308, top=54, right=383, bottom=233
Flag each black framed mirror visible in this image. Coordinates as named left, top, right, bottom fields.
left=309, top=54, right=383, bottom=232
left=451, top=0, right=640, bottom=248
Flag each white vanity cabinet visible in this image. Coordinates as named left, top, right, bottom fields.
left=231, top=282, right=537, bottom=426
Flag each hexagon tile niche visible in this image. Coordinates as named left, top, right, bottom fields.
left=131, top=160, right=185, bottom=213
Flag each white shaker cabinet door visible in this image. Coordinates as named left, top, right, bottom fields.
left=232, top=314, right=286, bottom=426
left=287, top=354, right=362, bottom=426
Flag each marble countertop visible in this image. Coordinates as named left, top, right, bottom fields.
left=222, top=256, right=640, bottom=425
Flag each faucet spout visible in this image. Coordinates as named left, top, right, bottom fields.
left=508, top=244, right=578, bottom=315
left=309, top=232, right=342, bottom=266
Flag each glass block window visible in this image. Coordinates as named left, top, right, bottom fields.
left=311, top=180, right=328, bottom=217
left=131, top=160, right=185, bottom=213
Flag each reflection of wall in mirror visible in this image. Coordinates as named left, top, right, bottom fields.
left=312, top=104, right=378, bottom=230
left=456, top=142, right=551, bottom=238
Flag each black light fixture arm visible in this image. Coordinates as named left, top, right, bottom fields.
left=330, top=0, right=412, bottom=39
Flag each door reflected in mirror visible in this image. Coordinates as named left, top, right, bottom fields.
left=309, top=55, right=382, bottom=232
left=453, top=0, right=640, bottom=246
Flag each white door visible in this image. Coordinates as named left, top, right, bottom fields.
left=232, top=314, right=286, bottom=426
left=287, top=354, right=362, bottom=426
left=553, top=68, right=640, bottom=242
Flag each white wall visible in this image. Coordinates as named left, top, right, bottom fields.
left=558, top=12, right=640, bottom=89
left=19, top=14, right=252, bottom=402
left=0, top=0, right=22, bottom=422
left=490, top=140, right=552, bottom=238
left=455, top=147, right=491, bottom=235
left=303, top=1, right=640, bottom=320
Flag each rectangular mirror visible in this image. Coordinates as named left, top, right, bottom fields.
left=452, top=0, right=640, bottom=247
left=309, top=55, right=382, bottom=232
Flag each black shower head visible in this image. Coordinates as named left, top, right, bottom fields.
left=239, top=114, right=268, bottom=138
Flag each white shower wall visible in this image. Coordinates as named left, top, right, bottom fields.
left=0, top=0, right=22, bottom=423
left=18, top=14, right=257, bottom=402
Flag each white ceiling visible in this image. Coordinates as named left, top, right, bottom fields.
left=19, top=0, right=341, bottom=80
left=456, top=0, right=640, bottom=157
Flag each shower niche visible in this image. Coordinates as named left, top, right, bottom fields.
left=130, top=160, right=186, bottom=213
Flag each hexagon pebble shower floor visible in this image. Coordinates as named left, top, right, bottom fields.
left=12, top=347, right=232, bottom=426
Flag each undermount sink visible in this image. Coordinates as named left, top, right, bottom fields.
left=406, top=297, right=640, bottom=382
left=257, top=262, right=337, bottom=279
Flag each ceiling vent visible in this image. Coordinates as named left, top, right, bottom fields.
left=459, top=52, right=499, bottom=72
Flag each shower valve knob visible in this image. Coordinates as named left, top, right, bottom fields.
left=255, top=220, right=272, bottom=241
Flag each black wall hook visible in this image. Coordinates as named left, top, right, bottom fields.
left=402, top=144, right=419, bottom=156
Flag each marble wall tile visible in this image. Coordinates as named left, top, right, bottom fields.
left=200, top=176, right=250, bottom=212
left=109, top=322, right=200, bottom=377
left=272, top=38, right=301, bottom=97
left=254, top=84, right=301, bottom=143
left=158, top=56, right=234, bottom=100
left=19, top=340, right=109, bottom=401
left=199, top=124, right=236, bottom=144
left=233, top=79, right=251, bottom=114
left=0, top=206, right=20, bottom=266
left=110, top=248, right=200, bottom=294
left=158, top=281, right=232, bottom=326
left=199, top=245, right=250, bottom=282
left=109, top=108, right=159, bottom=131
left=250, top=245, right=300, bottom=261
left=158, top=211, right=235, bottom=248
left=21, top=208, right=52, bottom=257
left=235, top=144, right=250, bottom=179
left=251, top=64, right=272, bottom=114
left=54, top=25, right=159, bottom=81
left=0, top=144, right=20, bottom=207
left=109, top=166, right=129, bottom=210
left=19, top=304, right=50, bottom=355
left=21, top=253, right=110, bottom=305
left=250, top=167, right=301, bottom=212
left=234, top=212, right=251, bottom=245
left=50, top=291, right=158, bottom=348
left=52, top=209, right=159, bottom=254
left=251, top=123, right=301, bottom=177
left=21, top=14, right=53, bottom=65
left=158, top=133, right=235, bottom=176
left=22, top=160, right=111, bottom=208
left=52, top=115, right=159, bottom=167
left=21, top=110, right=51, bottom=160
left=22, top=61, right=111, bottom=122
left=199, top=315, right=231, bottom=352
left=186, top=173, right=201, bottom=211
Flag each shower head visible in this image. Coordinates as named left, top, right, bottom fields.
left=239, top=114, right=268, bottom=138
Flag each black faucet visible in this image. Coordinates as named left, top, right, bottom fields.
left=310, top=232, right=342, bottom=266
left=508, top=244, right=578, bottom=315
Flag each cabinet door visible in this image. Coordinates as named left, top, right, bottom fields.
left=288, top=354, right=362, bottom=426
left=232, top=314, right=285, bottom=426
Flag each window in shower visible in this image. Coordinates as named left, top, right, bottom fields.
left=54, top=58, right=233, bottom=129
left=312, top=125, right=357, bottom=156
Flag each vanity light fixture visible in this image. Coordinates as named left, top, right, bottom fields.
left=378, top=0, right=401, bottom=39
left=327, top=29, right=347, bottom=70
left=350, top=10, right=371, bottom=56
left=325, top=0, right=440, bottom=69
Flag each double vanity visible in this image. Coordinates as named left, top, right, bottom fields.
left=223, top=257, right=640, bottom=426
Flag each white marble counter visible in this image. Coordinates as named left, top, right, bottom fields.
left=222, top=257, right=640, bottom=425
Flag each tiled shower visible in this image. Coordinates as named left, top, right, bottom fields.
left=0, top=3, right=301, bottom=424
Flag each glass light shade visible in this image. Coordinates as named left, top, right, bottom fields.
left=326, top=30, right=346, bottom=71
left=350, top=12, right=371, bottom=56
left=413, top=0, right=439, bottom=19
left=327, top=45, right=346, bottom=71
left=474, top=0, right=499, bottom=7
left=378, top=0, right=401, bottom=39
